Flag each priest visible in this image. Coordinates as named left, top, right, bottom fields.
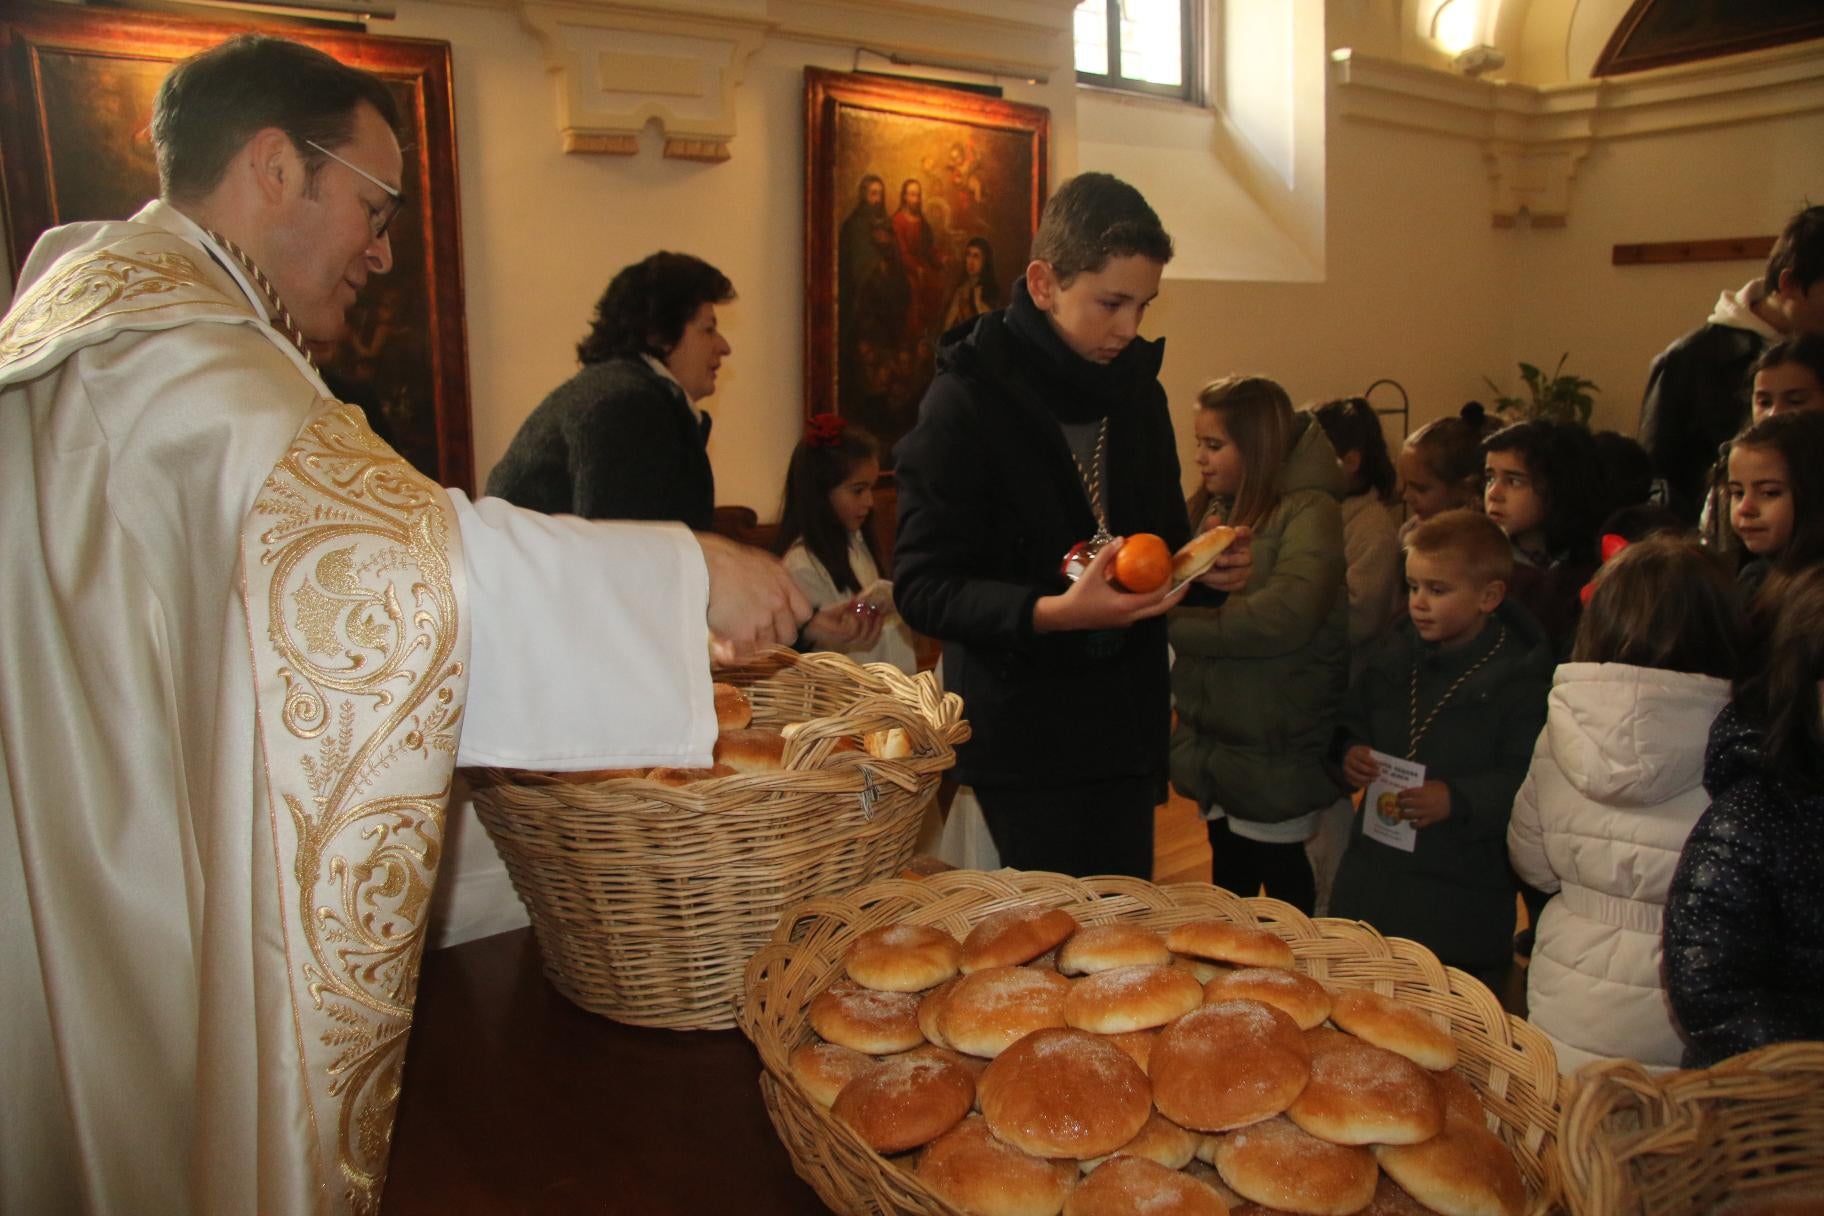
left=0, top=33, right=807, bottom=1215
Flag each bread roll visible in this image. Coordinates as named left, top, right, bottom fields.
left=864, top=726, right=913, bottom=759
left=961, top=906, right=1081, bottom=973
left=1170, top=956, right=1233, bottom=984
left=1328, top=988, right=1458, bottom=1071
left=712, top=727, right=788, bottom=773
left=1183, top=1160, right=1247, bottom=1210
left=788, top=1040, right=876, bottom=1107
left=1166, top=920, right=1294, bottom=970
left=1171, top=525, right=1240, bottom=585
left=845, top=923, right=962, bottom=993
left=832, top=1047, right=974, bottom=1153
left=1431, top=1068, right=1489, bottom=1130
left=1079, top=1109, right=1200, bottom=1173
left=918, top=976, right=961, bottom=1050
left=1202, top=967, right=1332, bottom=1030
left=1101, top=1029, right=1158, bottom=1075
left=808, top=980, right=924, bottom=1054
left=1355, top=1174, right=1442, bottom=1216
left=1213, top=1116, right=1379, bottom=1216
left=1286, top=1034, right=1444, bottom=1146
left=978, top=1027, right=1152, bottom=1159
left=1150, top=999, right=1311, bottom=1132
left=1064, top=965, right=1203, bottom=1034
left=1058, top=924, right=1171, bottom=975
left=646, top=763, right=737, bottom=787
left=1063, top=1155, right=1229, bottom=1216
left=916, top=1115, right=1078, bottom=1216
left=939, top=966, right=1071, bottom=1058
left=712, top=681, right=752, bottom=730
left=1372, top=1118, right=1525, bottom=1216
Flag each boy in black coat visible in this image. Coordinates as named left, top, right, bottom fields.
left=893, top=173, right=1253, bottom=879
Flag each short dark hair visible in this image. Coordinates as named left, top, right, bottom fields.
left=1731, top=408, right=1824, bottom=577
left=1763, top=203, right=1824, bottom=296
left=1405, top=508, right=1514, bottom=588
left=1311, top=397, right=1396, bottom=501
left=1590, top=430, right=1654, bottom=518
left=1031, top=173, right=1173, bottom=286
left=152, top=34, right=400, bottom=203
left=576, top=252, right=735, bottom=365
left=1573, top=534, right=1741, bottom=680
left=1483, top=419, right=1603, bottom=563
left=1751, top=331, right=1824, bottom=385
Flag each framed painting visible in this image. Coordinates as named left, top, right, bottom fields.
left=804, top=66, right=1048, bottom=471
left=0, top=2, right=474, bottom=493
left=1594, top=0, right=1824, bottom=77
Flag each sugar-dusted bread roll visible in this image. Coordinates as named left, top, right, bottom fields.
left=845, top=923, right=962, bottom=993
left=1057, top=924, right=1170, bottom=975
left=1064, top=1155, right=1230, bottom=1216
left=1166, top=920, right=1295, bottom=970
left=939, top=966, right=1071, bottom=1058
left=1183, top=1160, right=1247, bottom=1210
left=1372, top=1117, right=1526, bottom=1216
left=1213, top=1116, right=1379, bottom=1216
left=1202, top=967, right=1332, bottom=1030
left=1286, top=1033, right=1444, bottom=1146
left=646, top=763, right=737, bottom=787
left=979, top=1027, right=1152, bottom=1160
left=961, top=906, right=1081, bottom=973
left=1328, top=988, right=1458, bottom=1071
left=712, top=727, right=788, bottom=773
left=1099, top=1028, right=1158, bottom=1076
left=1170, top=956, right=1233, bottom=984
left=712, top=681, right=752, bottom=730
left=808, top=980, right=924, bottom=1054
left=1431, top=1067, right=1490, bottom=1130
left=1064, top=965, right=1203, bottom=1034
left=916, top=1115, right=1078, bottom=1216
left=918, top=976, right=961, bottom=1050
left=1150, top=999, right=1311, bottom=1132
left=1353, top=1174, right=1442, bottom=1216
left=788, top=1040, right=876, bottom=1108
left=832, top=1046, right=974, bottom=1154
left=1079, top=1109, right=1200, bottom=1173
left=1171, top=525, right=1240, bottom=585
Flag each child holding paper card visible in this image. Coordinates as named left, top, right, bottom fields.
left=1329, top=510, right=1554, bottom=988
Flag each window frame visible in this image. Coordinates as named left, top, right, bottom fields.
left=1075, top=0, right=1201, bottom=104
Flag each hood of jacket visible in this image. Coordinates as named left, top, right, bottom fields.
left=1702, top=700, right=1765, bottom=798
left=1280, top=412, right=1347, bottom=503
left=1707, top=280, right=1783, bottom=340
left=1545, top=662, right=1732, bottom=806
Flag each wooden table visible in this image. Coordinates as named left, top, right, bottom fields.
left=382, top=928, right=830, bottom=1215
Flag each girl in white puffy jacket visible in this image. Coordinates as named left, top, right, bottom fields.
left=1507, top=534, right=1743, bottom=1074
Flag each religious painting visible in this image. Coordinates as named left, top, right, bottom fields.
left=1594, top=0, right=1824, bottom=76
left=805, top=67, right=1048, bottom=470
left=0, top=2, right=475, bottom=493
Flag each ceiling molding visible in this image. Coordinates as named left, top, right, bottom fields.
left=1332, top=39, right=1824, bottom=223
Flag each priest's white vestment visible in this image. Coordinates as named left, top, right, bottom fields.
left=0, top=202, right=719, bottom=1215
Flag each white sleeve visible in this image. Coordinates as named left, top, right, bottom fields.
left=449, top=491, right=717, bottom=770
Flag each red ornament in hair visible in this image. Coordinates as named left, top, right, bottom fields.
left=805, top=413, right=844, bottom=448
left=1580, top=533, right=1632, bottom=607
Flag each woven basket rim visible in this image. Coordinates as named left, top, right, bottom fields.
left=738, top=868, right=1565, bottom=1216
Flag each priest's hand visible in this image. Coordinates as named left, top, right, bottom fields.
left=695, top=532, right=812, bottom=662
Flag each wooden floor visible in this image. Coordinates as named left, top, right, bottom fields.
left=1152, top=788, right=1213, bottom=885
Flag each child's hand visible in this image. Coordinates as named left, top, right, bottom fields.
left=1342, top=744, right=1380, bottom=790
left=1033, top=537, right=1190, bottom=633
left=1194, top=524, right=1253, bottom=594
left=803, top=598, right=883, bottom=651
left=1396, top=781, right=1452, bottom=828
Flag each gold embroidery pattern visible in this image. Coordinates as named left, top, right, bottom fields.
left=0, top=248, right=231, bottom=367
left=254, top=405, right=465, bottom=1214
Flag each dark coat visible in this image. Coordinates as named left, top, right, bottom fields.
left=485, top=358, right=715, bottom=530
left=1663, top=703, right=1824, bottom=1068
left=1638, top=322, right=1763, bottom=522
left=893, top=286, right=1192, bottom=791
left=1329, top=601, right=1554, bottom=970
left=1169, top=413, right=1349, bottom=824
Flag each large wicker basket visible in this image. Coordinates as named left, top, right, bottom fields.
left=739, top=868, right=1565, bottom=1215
left=1555, top=1041, right=1824, bottom=1215
left=468, top=647, right=967, bottom=1030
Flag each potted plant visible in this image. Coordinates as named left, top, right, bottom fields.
left=1484, top=353, right=1598, bottom=427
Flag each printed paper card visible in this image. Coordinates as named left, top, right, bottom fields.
left=1360, top=751, right=1426, bottom=854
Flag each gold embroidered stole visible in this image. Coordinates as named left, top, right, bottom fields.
left=244, top=403, right=469, bottom=1214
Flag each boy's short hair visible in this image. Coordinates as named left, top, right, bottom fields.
left=1763, top=203, right=1824, bottom=296
left=1031, top=172, right=1173, bottom=286
left=1404, top=508, right=1513, bottom=588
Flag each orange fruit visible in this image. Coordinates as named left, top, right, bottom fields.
left=1111, top=533, right=1171, bottom=593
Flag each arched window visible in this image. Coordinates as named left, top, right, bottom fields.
left=1075, top=0, right=1200, bottom=103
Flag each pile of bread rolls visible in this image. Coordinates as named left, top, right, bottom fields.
left=546, top=682, right=914, bottom=788
left=787, top=906, right=1528, bottom=1216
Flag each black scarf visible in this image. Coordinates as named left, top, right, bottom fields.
left=1001, top=277, right=1164, bottom=424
